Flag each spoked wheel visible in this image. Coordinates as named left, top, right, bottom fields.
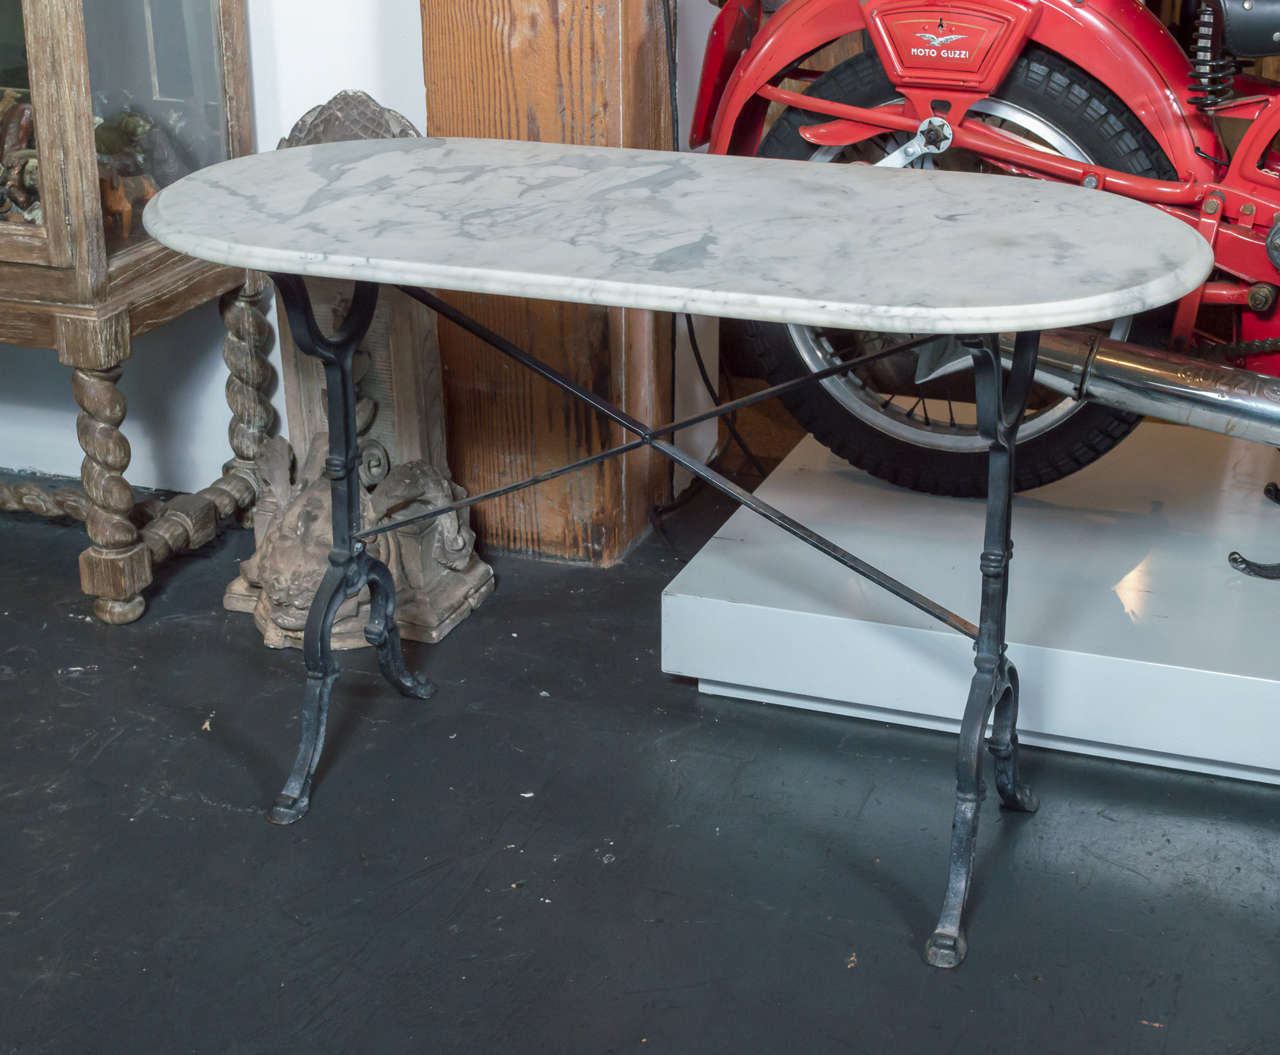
left=744, top=46, right=1177, bottom=496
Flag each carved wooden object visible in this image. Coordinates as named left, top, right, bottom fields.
left=227, top=433, right=493, bottom=650
left=0, top=478, right=89, bottom=519
left=0, top=0, right=262, bottom=623
left=3, top=274, right=271, bottom=553
left=421, top=0, right=674, bottom=563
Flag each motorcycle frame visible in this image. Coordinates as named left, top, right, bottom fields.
left=691, top=0, right=1280, bottom=361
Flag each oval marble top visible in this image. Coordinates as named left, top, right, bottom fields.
left=144, top=137, right=1212, bottom=334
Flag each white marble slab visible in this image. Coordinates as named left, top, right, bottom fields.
left=144, top=137, right=1212, bottom=334
left=661, top=425, right=1280, bottom=784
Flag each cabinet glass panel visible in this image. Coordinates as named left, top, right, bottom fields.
left=0, top=1, right=40, bottom=229
left=84, top=0, right=228, bottom=253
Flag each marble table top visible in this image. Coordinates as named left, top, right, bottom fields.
left=144, top=137, right=1212, bottom=334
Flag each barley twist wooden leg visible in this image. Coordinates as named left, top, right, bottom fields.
left=0, top=481, right=90, bottom=520
left=72, top=364, right=150, bottom=624
left=221, top=271, right=275, bottom=525
left=129, top=275, right=274, bottom=568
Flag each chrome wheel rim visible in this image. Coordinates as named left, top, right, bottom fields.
left=789, top=97, right=1131, bottom=454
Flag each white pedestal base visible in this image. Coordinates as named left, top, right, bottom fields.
left=661, top=423, right=1280, bottom=784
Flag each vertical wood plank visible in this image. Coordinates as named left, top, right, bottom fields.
left=24, top=0, right=104, bottom=287
left=421, top=1, right=672, bottom=562
left=218, top=0, right=255, bottom=157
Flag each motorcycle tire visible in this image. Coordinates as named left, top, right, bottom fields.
left=744, top=45, right=1179, bottom=497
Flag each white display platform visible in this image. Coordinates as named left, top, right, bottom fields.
left=661, top=423, right=1280, bottom=784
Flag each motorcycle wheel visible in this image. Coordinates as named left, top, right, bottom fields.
left=744, top=46, right=1178, bottom=496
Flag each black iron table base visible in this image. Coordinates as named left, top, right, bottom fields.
left=267, top=275, right=1041, bottom=968
left=922, top=333, right=1040, bottom=969
left=265, top=277, right=434, bottom=826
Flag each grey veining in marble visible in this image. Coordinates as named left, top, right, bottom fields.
left=144, top=137, right=1213, bottom=334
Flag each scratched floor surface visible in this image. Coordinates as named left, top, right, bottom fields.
left=1, top=491, right=1277, bottom=1054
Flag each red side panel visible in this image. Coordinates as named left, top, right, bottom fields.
left=864, top=0, right=1040, bottom=93
left=690, top=0, right=763, bottom=149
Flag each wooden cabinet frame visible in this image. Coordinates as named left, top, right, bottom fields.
left=0, top=0, right=273, bottom=625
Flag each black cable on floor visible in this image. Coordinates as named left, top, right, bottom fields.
left=652, top=0, right=768, bottom=550
left=683, top=312, right=768, bottom=481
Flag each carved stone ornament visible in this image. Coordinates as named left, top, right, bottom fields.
left=274, top=89, right=420, bottom=150
left=224, top=91, right=493, bottom=648
left=225, top=434, right=493, bottom=649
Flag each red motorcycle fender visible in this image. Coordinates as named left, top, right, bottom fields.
left=706, top=0, right=871, bottom=154
left=704, top=0, right=1219, bottom=183
left=1030, top=0, right=1218, bottom=181
left=690, top=0, right=763, bottom=149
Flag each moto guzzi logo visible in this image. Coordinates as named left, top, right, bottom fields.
left=912, top=20, right=969, bottom=59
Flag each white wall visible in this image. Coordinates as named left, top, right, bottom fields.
left=0, top=1, right=719, bottom=491
left=677, top=0, right=718, bottom=150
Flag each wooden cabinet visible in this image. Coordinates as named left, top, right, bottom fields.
left=0, top=0, right=270, bottom=623
left=421, top=1, right=674, bottom=563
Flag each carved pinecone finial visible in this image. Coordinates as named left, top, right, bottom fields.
left=277, top=90, right=421, bottom=149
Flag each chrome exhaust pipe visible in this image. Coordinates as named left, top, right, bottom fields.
left=1034, top=331, right=1280, bottom=447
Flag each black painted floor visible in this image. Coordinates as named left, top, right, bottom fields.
left=2, top=493, right=1278, bottom=1054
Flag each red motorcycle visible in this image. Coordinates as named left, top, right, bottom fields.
left=691, top=0, right=1280, bottom=509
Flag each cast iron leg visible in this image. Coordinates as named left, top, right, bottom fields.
left=924, top=332, right=1040, bottom=968
left=265, top=276, right=434, bottom=825
left=1225, top=481, right=1280, bottom=577
left=268, top=561, right=347, bottom=824
left=365, top=556, right=435, bottom=698
left=1227, top=552, right=1280, bottom=579
left=989, top=664, right=1036, bottom=812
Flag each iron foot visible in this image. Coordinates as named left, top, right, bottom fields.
left=363, top=558, right=436, bottom=700
left=364, top=621, right=436, bottom=700
left=997, top=781, right=1040, bottom=813
left=923, top=929, right=967, bottom=969
left=1228, top=550, right=1280, bottom=579
left=267, top=793, right=310, bottom=825
left=266, top=661, right=339, bottom=826
left=989, top=668, right=1038, bottom=814
left=988, top=734, right=1039, bottom=814
left=394, top=670, right=435, bottom=700
left=1225, top=479, right=1280, bottom=576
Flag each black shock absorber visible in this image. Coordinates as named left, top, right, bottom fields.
left=1188, top=0, right=1237, bottom=111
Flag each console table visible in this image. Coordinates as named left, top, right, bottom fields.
left=143, top=137, right=1211, bottom=967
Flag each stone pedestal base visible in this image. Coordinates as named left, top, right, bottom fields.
left=224, top=558, right=493, bottom=650
left=223, top=433, right=492, bottom=651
